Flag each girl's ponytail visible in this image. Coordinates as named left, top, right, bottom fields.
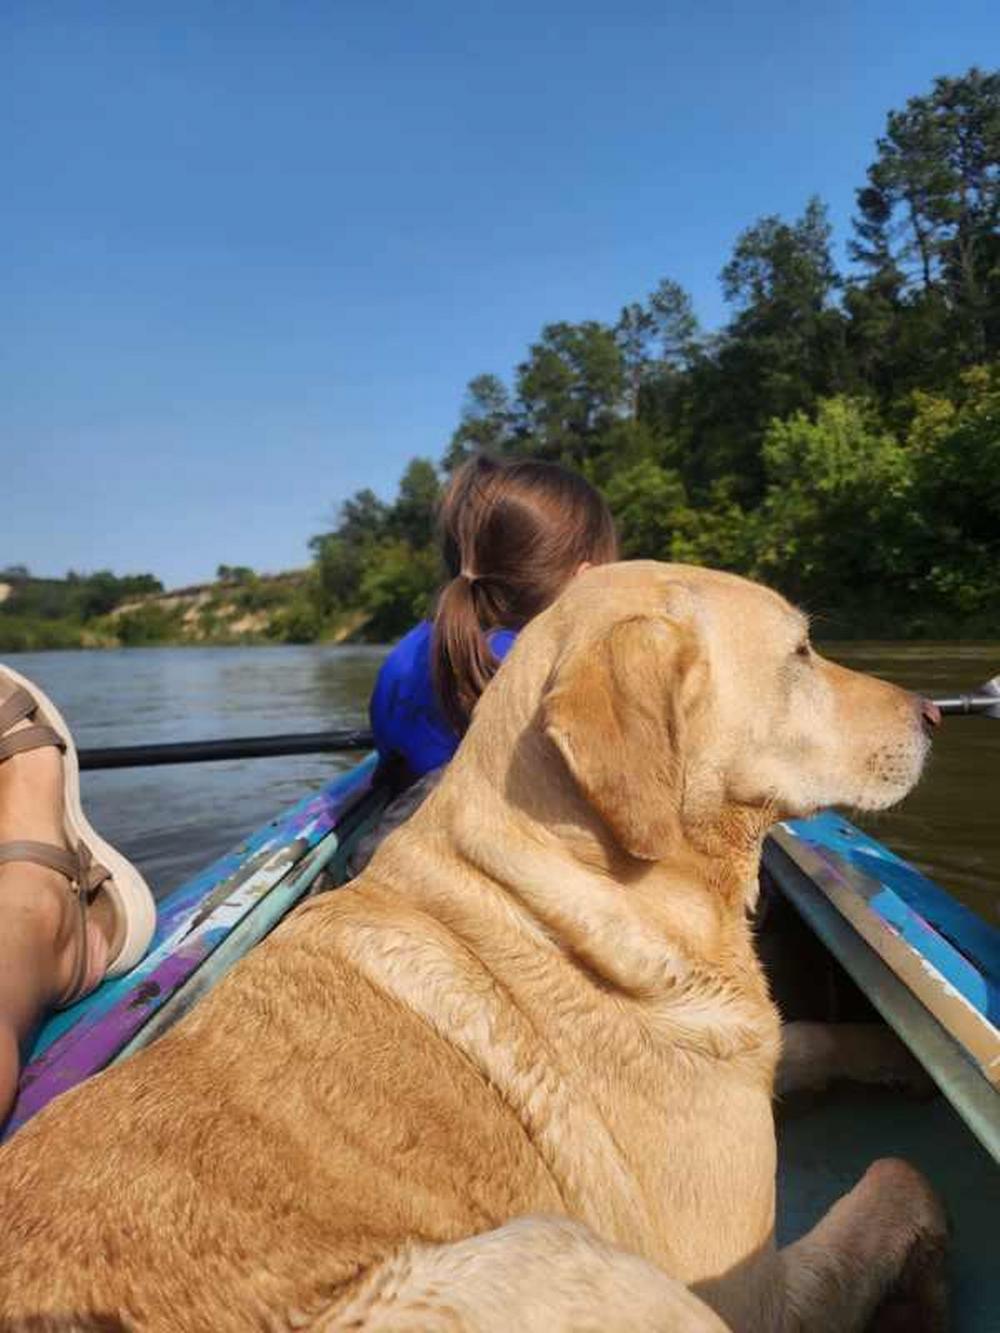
left=431, top=454, right=618, bottom=734
left=432, top=572, right=497, bottom=735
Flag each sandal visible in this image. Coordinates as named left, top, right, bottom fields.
left=0, top=664, right=156, bottom=1004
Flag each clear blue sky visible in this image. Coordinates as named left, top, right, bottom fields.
left=1, top=1, right=994, bottom=588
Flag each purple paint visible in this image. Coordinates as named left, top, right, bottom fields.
left=2, top=757, right=376, bottom=1143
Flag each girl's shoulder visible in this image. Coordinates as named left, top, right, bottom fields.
left=382, top=621, right=516, bottom=677
left=383, top=619, right=434, bottom=672
left=370, top=621, right=448, bottom=775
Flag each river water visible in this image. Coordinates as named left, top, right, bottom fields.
left=5, top=642, right=998, bottom=927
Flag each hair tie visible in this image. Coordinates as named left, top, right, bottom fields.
left=459, top=569, right=479, bottom=585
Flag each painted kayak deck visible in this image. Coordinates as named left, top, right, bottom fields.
left=2, top=754, right=383, bottom=1144
left=765, top=814, right=1000, bottom=1333
left=767, top=813, right=1000, bottom=1159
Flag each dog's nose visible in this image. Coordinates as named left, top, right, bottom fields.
left=919, top=697, right=942, bottom=732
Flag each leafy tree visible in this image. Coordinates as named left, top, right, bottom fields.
left=309, top=533, right=364, bottom=614
left=851, top=68, right=1000, bottom=382
left=515, top=321, right=627, bottom=464
left=648, top=278, right=700, bottom=368
left=216, top=565, right=255, bottom=585
left=115, top=604, right=184, bottom=645
left=681, top=199, right=848, bottom=501
left=358, top=541, right=441, bottom=640
left=615, top=303, right=657, bottom=419
left=667, top=481, right=761, bottom=575
left=269, top=591, right=324, bottom=643
left=721, top=198, right=847, bottom=411
left=444, top=375, right=516, bottom=470
left=387, top=458, right=442, bottom=548
left=309, top=487, right=390, bottom=615
left=906, top=363, right=1000, bottom=614
left=602, top=459, right=687, bottom=558
left=754, top=396, right=919, bottom=610
left=337, top=489, right=389, bottom=547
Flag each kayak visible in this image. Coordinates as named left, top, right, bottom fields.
left=3, top=758, right=998, bottom=1328
left=1, top=754, right=388, bottom=1144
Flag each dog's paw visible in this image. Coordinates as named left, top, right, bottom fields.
left=863, top=1159, right=950, bottom=1333
left=866, top=1228, right=949, bottom=1332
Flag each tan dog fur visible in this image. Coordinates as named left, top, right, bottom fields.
left=0, top=563, right=946, bottom=1331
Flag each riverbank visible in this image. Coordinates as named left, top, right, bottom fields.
left=4, top=565, right=1000, bottom=654
left=0, top=570, right=370, bottom=651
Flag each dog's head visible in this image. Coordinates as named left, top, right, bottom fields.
left=532, top=562, right=932, bottom=862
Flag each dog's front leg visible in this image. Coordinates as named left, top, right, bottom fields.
left=775, top=1157, right=948, bottom=1332
left=776, top=1022, right=933, bottom=1098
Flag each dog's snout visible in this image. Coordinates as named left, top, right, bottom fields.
left=918, top=697, right=941, bottom=733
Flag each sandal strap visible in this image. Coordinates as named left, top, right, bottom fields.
left=0, top=686, right=37, bottom=735
left=0, top=724, right=66, bottom=764
left=59, top=889, right=90, bottom=1009
left=0, top=839, right=111, bottom=897
left=0, top=840, right=113, bottom=1010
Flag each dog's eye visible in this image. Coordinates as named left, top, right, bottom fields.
left=794, top=642, right=811, bottom=660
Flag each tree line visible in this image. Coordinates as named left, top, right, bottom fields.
left=309, top=67, right=1000, bottom=640
left=0, top=568, right=166, bottom=650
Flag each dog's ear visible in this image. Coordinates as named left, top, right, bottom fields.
left=541, top=615, right=695, bottom=861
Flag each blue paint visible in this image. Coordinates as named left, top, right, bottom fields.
left=788, top=812, right=1000, bottom=1024
left=28, top=756, right=377, bottom=1058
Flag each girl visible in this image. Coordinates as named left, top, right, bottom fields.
left=370, top=454, right=619, bottom=781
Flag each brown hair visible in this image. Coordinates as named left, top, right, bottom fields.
left=432, top=455, right=618, bottom=733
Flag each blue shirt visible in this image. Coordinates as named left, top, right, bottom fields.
left=369, top=620, right=517, bottom=778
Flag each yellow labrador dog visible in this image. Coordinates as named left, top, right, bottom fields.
left=0, top=563, right=946, bottom=1332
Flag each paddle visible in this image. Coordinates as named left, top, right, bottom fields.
left=77, top=728, right=375, bottom=771
left=931, top=672, right=1000, bottom=718
left=72, top=669, right=999, bottom=771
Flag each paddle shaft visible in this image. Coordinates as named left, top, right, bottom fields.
left=932, top=670, right=1000, bottom=718
left=932, top=695, right=1000, bottom=716
left=77, top=729, right=375, bottom=770
left=72, top=670, right=1000, bottom=770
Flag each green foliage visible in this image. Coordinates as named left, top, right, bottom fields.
left=667, top=480, right=762, bottom=574
left=444, top=375, right=515, bottom=471
left=305, top=460, right=444, bottom=640
left=851, top=68, right=1000, bottom=390
left=358, top=541, right=441, bottom=641
left=0, top=616, right=86, bottom=652
left=216, top=565, right=256, bottom=585
left=906, top=365, right=1000, bottom=614
left=387, top=458, right=442, bottom=548
left=603, top=460, right=688, bottom=559
left=0, top=569, right=168, bottom=650
left=514, top=321, right=627, bottom=464
left=269, top=593, right=325, bottom=644
left=0, top=570, right=163, bottom=623
left=115, top=604, right=185, bottom=646
left=755, top=397, right=918, bottom=603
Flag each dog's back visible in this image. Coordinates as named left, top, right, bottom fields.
left=0, top=878, right=566, bottom=1330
